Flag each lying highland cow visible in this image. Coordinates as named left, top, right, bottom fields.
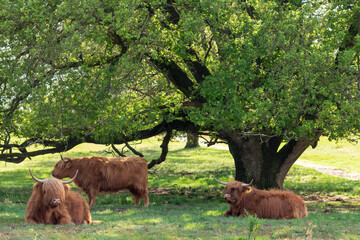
left=52, top=156, right=149, bottom=206
left=25, top=169, right=91, bottom=224
left=214, top=177, right=307, bottom=219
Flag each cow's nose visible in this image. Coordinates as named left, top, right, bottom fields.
left=224, top=193, right=231, bottom=199
left=50, top=198, right=61, bottom=206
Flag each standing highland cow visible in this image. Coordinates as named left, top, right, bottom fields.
left=214, top=177, right=307, bottom=219
left=25, top=169, right=91, bottom=224
left=52, top=156, right=149, bottom=206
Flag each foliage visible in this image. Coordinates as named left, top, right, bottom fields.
left=0, top=139, right=359, bottom=239
left=1, top=0, right=360, bottom=152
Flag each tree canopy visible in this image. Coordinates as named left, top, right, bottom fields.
left=1, top=0, right=360, bottom=188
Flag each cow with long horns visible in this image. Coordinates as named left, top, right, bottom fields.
left=25, top=169, right=91, bottom=224
left=51, top=156, right=149, bottom=206
left=214, top=177, right=307, bottom=219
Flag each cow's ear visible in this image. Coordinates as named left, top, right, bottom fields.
left=242, top=186, right=252, bottom=194
left=63, top=184, right=70, bottom=192
left=33, top=182, right=42, bottom=192
left=65, top=161, right=72, bottom=169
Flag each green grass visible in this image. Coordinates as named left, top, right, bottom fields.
left=0, top=138, right=359, bottom=239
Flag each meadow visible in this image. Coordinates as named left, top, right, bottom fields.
left=0, top=137, right=359, bottom=239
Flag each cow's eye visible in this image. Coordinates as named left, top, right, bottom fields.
left=231, top=188, right=235, bottom=192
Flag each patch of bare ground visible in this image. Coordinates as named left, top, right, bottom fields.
left=295, top=160, right=360, bottom=181
left=304, top=194, right=360, bottom=213
left=149, top=187, right=173, bottom=195
left=303, top=194, right=357, bottom=203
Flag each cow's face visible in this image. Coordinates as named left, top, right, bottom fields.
left=52, top=158, right=73, bottom=179
left=224, top=181, right=250, bottom=204
left=36, top=178, right=68, bottom=208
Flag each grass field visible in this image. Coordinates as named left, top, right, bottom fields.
left=0, top=137, right=359, bottom=239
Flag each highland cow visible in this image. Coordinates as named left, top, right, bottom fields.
left=51, top=156, right=149, bottom=206
left=25, top=169, right=91, bottom=224
left=214, top=177, right=307, bottom=219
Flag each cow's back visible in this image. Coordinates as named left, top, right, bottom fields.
left=101, top=157, right=148, bottom=190
left=248, top=190, right=307, bottom=219
left=74, top=156, right=148, bottom=192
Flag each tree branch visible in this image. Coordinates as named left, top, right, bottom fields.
left=276, top=131, right=323, bottom=186
left=150, top=57, right=194, bottom=98
left=185, top=48, right=211, bottom=84
left=0, top=138, right=80, bottom=163
left=111, top=144, right=127, bottom=157
left=125, top=142, right=144, bottom=157
left=147, top=130, right=172, bottom=169
left=0, top=119, right=200, bottom=164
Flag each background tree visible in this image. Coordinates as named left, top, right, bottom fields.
left=1, top=0, right=360, bottom=188
left=185, top=133, right=199, bottom=149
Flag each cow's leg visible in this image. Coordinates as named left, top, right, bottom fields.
left=25, top=217, right=38, bottom=224
left=128, top=187, right=141, bottom=206
left=45, top=210, right=57, bottom=224
left=88, top=188, right=99, bottom=206
left=132, top=192, right=141, bottom=206
left=53, top=210, right=72, bottom=225
left=137, top=188, right=149, bottom=206
left=58, top=215, right=72, bottom=224
left=142, top=191, right=149, bottom=206
left=223, top=209, right=232, bottom=217
left=84, top=210, right=92, bottom=224
left=86, top=193, right=92, bottom=206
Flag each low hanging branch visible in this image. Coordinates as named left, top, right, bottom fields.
left=147, top=130, right=172, bottom=169
left=200, top=136, right=218, bottom=147
left=0, top=138, right=80, bottom=163
left=110, top=144, right=126, bottom=157
left=125, top=142, right=144, bottom=157
left=111, top=142, right=144, bottom=157
left=1, top=119, right=199, bottom=164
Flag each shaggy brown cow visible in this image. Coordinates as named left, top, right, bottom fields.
left=51, top=156, right=149, bottom=206
left=25, top=169, right=91, bottom=224
left=214, top=178, right=307, bottom=219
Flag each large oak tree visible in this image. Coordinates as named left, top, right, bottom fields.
left=1, top=0, right=360, bottom=188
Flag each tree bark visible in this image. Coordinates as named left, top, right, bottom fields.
left=224, top=131, right=322, bottom=189
left=184, top=133, right=199, bottom=148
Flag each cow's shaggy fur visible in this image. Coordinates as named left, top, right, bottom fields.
left=52, top=156, right=149, bottom=206
left=25, top=178, right=91, bottom=224
left=222, top=181, right=307, bottom=219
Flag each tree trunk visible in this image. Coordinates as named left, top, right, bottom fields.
left=225, top=131, right=322, bottom=189
left=185, top=133, right=199, bottom=148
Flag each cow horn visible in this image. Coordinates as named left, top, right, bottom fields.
left=213, top=176, right=228, bottom=185
left=28, top=169, right=45, bottom=183
left=61, top=170, right=79, bottom=184
left=60, top=154, right=68, bottom=162
left=242, top=179, right=253, bottom=186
